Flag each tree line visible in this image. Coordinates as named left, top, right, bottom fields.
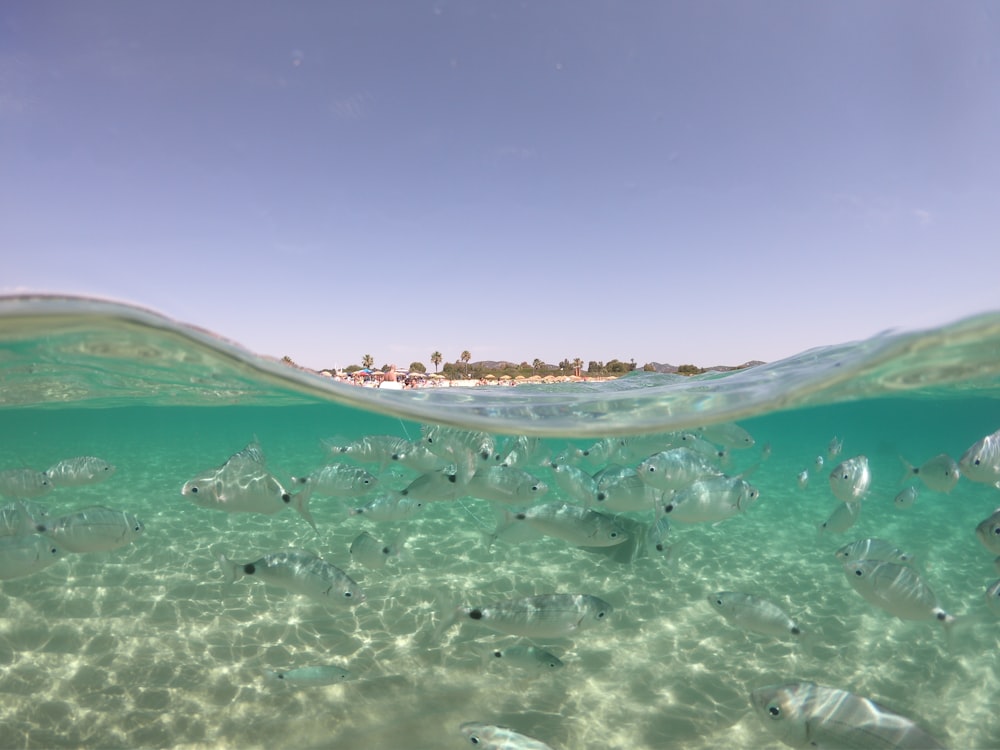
left=282, top=353, right=710, bottom=378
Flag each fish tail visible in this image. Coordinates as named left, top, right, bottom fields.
left=898, top=456, right=919, bottom=484
left=434, top=601, right=462, bottom=641
left=217, top=553, right=241, bottom=583
left=292, top=492, right=318, bottom=533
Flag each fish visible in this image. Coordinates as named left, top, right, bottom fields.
left=697, top=422, right=755, bottom=450
left=974, top=508, right=1000, bottom=555
left=986, top=580, right=1000, bottom=617
left=814, top=455, right=825, bottom=470
left=458, top=722, right=555, bottom=750
left=400, top=468, right=464, bottom=503
left=38, top=506, right=144, bottom=553
left=493, top=502, right=629, bottom=548
left=662, top=475, right=759, bottom=524
left=750, top=681, right=946, bottom=749
left=218, top=549, right=365, bottom=605
left=592, top=464, right=656, bottom=513
left=828, top=455, right=871, bottom=503
left=834, top=538, right=917, bottom=567
left=421, top=425, right=494, bottom=483
left=894, top=485, right=919, bottom=509
left=265, top=665, right=352, bottom=686
left=0, top=468, right=53, bottom=499
left=494, top=435, right=548, bottom=468
left=548, top=461, right=600, bottom=506
left=290, top=462, right=378, bottom=498
left=437, top=593, right=612, bottom=640
left=796, top=470, right=809, bottom=490
left=181, top=442, right=315, bottom=530
left=636, top=447, right=722, bottom=492
left=818, top=501, right=861, bottom=534
left=842, top=559, right=954, bottom=627
left=347, top=493, right=425, bottom=522
left=325, top=434, right=423, bottom=469
left=464, top=466, right=549, bottom=505
left=958, top=428, right=1000, bottom=487
left=484, top=643, right=564, bottom=672
left=44, top=456, right=116, bottom=487
left=349, top=530, right=405, bottom=570
left=707, top=592, right=804, bottom=640
left=827, top=436, right=844, bottom=460
left=0, top=533, right=65, bottom=580
left=900, top=454, right=960, bottom=494
left=0, top=500, right=47, bottom=537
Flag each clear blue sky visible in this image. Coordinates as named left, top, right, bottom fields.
left=3, top=2, right=998, bottom=371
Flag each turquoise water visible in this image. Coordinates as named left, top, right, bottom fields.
left=1, top=296, right=1000, bottom=749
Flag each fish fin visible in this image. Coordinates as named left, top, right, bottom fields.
left=217, top=553, right=240, bottom=583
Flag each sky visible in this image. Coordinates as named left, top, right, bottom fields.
left=2, top=1, right=999, bottom=371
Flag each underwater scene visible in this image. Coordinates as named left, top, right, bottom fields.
left=1, top=296, right=1000, bottom=750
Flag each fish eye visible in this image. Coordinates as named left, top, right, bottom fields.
left=49, top=547, right=58, bottom=555
left=994, top=527, right=1000, bottom=536
left=469, top=737, right=480, bottom=745
left=854, top=569, right=863, bottom=576
left=190, top=486, right=198, bottom=493
left=596, top=610, right=606, bottom=619
left=715, top=598, right=723, bottom=605
left=656, top=543, right=664, bottom=552
left=975, top=459, right=981, bottom=466
left=493, top=651, right=502, bottom=658
left=664, top=503, right=675, bottom=513
left=282, top=494, right=291, bottom=503
left=343, top=591, right=352, bottom=598
left=767, top=704, right=782, bottom=719
left=646, top=466, right=656, bottom=473
left=610, top=531, right=618, bottom=538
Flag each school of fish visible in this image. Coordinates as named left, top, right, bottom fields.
left=6, top=423, right=1000, bottom=749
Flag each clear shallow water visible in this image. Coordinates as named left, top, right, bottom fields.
left=1, top=296, right=1000, bottom=750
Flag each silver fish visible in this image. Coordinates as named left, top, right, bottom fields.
left=900, top=454, right=960, bottom=494
left=485, top=643, right=564, bottom=672
left=708, top=592, right=804, bottom=640
left=39, top=506, right=144, bottom=553
left=975, top=508, right=1000, bottom=555
left=828, top=455, right=871, bottom=503
left=218, top=549, right=365, bottom=605
left=697, top=422, right=755, bottom=450
left=0, top=533, right=65, bottom=580
left=181, top=443, right=315, bottom=530
left=400, top=468, right=463, bottom=503
left=842, top=559, right=954, bottom=626
left=986, top=579, right=1000, bottom=617
left=549, top=461, right=599, bottom=506
left=636, top=447, right=722, bottom=492
left=0, top=468, right=53, bottom=499
left=347, top=493, right=425, bottom=522
left=663, top=475, right=759, bottom=524
left=834, top=538, right=917, bottom=567
left=438, top=593, right=612, bottom=639
left=349, top=530, right=404, bottom=570
left=0, top=501, right=46, bottom=537
left=818, top=501, right=861, bottom=534
left=827, top=436, right=844, bottom=460
left=894, top=485, right=919, bottom=509
left=494, top=502, right=629, bottom=547
left=291, top=462, right=378, bottom=498
left=958, top=428, right=1000, bottom=487
left=458, top=722, right=555, bottom=750
left=814, top=455, right=825, bottom=471
left=45, top=456, right=116, bottom=487
left=465, top=466, right=548, bottom=505
left=265, top=665, right=352, bottom=687
left=796, top=470, right=809, bottom=490
left=592, top=465, right=656, bottom=513
left=750, top=681, right=946, bottom=749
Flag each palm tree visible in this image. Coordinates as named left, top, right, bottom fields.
left=362, top=354, right=374, bottom=370
left=460, top=350, right=471, bottom=377
left=573, top=358, right=583, bottom=377
left=431, top=351, right=442, bottom=373
left=532, top=358, right=544, bottom=372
